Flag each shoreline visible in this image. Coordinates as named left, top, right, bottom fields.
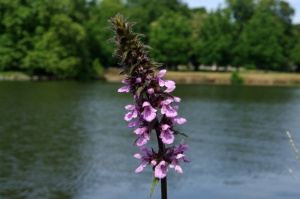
left=2, top=70, right=300, bottom=86
left=105, top=69, right=300, bottom=86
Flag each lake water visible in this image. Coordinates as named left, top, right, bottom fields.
left=0, top=82, right=300, bottom=199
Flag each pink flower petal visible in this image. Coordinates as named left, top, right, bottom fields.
left=172, top=106, right=179, bottom=111
left=161, top=105, right=177, bottom=118
left=133, top=154, right=142, bottom=158
left=160, top=128, right=174, bottom=144
left=125, top=105, right=135, bottom=110
left=161, top=124, right=170, bottom=131
left=135, top=164, right=145, bottom=173
left=154, top=161, right=168, bottom=179
left=136, top=77, right=141, bottom=83
left=151, top=160, right=157, bottom=166
left=175, top=165, right=183, bottom=173
left=122, top=78, right=130, bottom=84
left=157, top=70, right=166, bottom=78
left=176, top=154, right=185, bottom=159
left=173, top=96, right=181, bottom=102
left=124, top=112, right=134, bottom=121
left=148, top=88, right=154, bottom=94
left=118, top=85, right=130, bottom=92
left=175, top=117, right=187, bottom=124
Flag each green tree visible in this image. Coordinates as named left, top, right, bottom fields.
left=225, top=0, right=255, bottom=68
left=257, top=0, right=294, bottom=71
left=85, top=0, right=125, bottom=68
left=0, top=0, right=37, bottom=71
left=198, top=8, right=235, bottom=69
left=189, top=7, right=207, bottom=71
left=291, top=25, right=300, bottom=72
left=23, top=13, right=87, bottom=78
left=0, top=0, right=96, bottom=79
left=149, top=11, right=192, bottom=70
left=243, top=9, right=283, bottom=72
left=125, top=0, right=190, bottom=44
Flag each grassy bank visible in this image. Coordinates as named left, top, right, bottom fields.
left=2, top=69, right=300, bottom=86
left=105, top=68, right=300, bottom=86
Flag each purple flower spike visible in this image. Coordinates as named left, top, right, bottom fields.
left=154, top=160, right=168, bottom=179
left=108, top=15, right=190, bottom=190
left=155, top=70, right=176, bottom=93
left=161, top=99, right=177, bottom=118
left=160, top=124, right=174, bottom=144
left=142, top=101, right=157, bottom=122
left=134, top=126, right=150, bottom=146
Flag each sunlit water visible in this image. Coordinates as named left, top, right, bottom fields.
left=0, top=82, right=300, bottom=199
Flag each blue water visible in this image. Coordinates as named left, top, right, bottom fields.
left=0, top=82, right=299, bottom=199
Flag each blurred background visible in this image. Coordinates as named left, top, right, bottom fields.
left=0, top=0, right=300, bottom=80
left=1, top=0, right=300, bottom=199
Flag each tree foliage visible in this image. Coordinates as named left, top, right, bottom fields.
left=0, top=0, right=299, bottom=78
left=149, top=11, right=192, bottom=69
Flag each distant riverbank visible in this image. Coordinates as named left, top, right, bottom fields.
left=2, top=69, right=300, bottom=86
left=105, top=68, right=300, bottom=86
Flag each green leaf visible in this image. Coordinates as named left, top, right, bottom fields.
left=129, top=62, right=139, bottom=74
left=122, top=51, right=129, bottom=62
left=174, top=130, right=193, bottom=141
left=136, top=86, right=143, bottom=98
left=150, top=177, right=160, bottom=197
left=149, top=61, right=164, bottom=68
left=133, top=136, right=139, bottom=146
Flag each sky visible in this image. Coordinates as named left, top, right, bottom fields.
left=183, top=0, right=300, bottom=24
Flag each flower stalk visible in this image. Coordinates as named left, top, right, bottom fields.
left=107, top=14, right=191, bottom=198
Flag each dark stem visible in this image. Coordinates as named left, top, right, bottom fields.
left=161, top=177, right=167, bottom=199
left=155, top=120, right=167, bottom=199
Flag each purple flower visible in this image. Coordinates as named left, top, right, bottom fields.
left=169, top=155, right=184, bottom=173
left=169, top=106, right=187, bottom=125
left=160, top=124, right=174, bottom=144
left=148, top=88, right=154, bottom=94
left=118, top=78, right=131, bottom=92
left=124, top=105, right=139, bottom=121
left=172, top=96, right=181, bottom=102
left=166, top=140, right=190, bottom=174
left=172, top=116, right=187, bottom=125
left=136, top=77, right=142, bottom=83
left=142, top=101, right=157, bottom=122
left=134, top=147, right=156, bottom=173
left=155, top=70, right=176, bottom=93
left=134, top=126, right=150, bottom=146
left=160, top=99, right=177, bottom=118
left=154, top=160, right=168, bottom=179
left=128, top=116, right=143, bottom=128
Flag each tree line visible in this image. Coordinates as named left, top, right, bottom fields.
left=1, top=0, right=300, bottom=80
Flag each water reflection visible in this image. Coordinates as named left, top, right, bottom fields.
left=0, top=82, right=300, bottom=199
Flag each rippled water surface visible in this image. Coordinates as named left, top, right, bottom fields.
left=0, top=82, right=300, bottom=199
